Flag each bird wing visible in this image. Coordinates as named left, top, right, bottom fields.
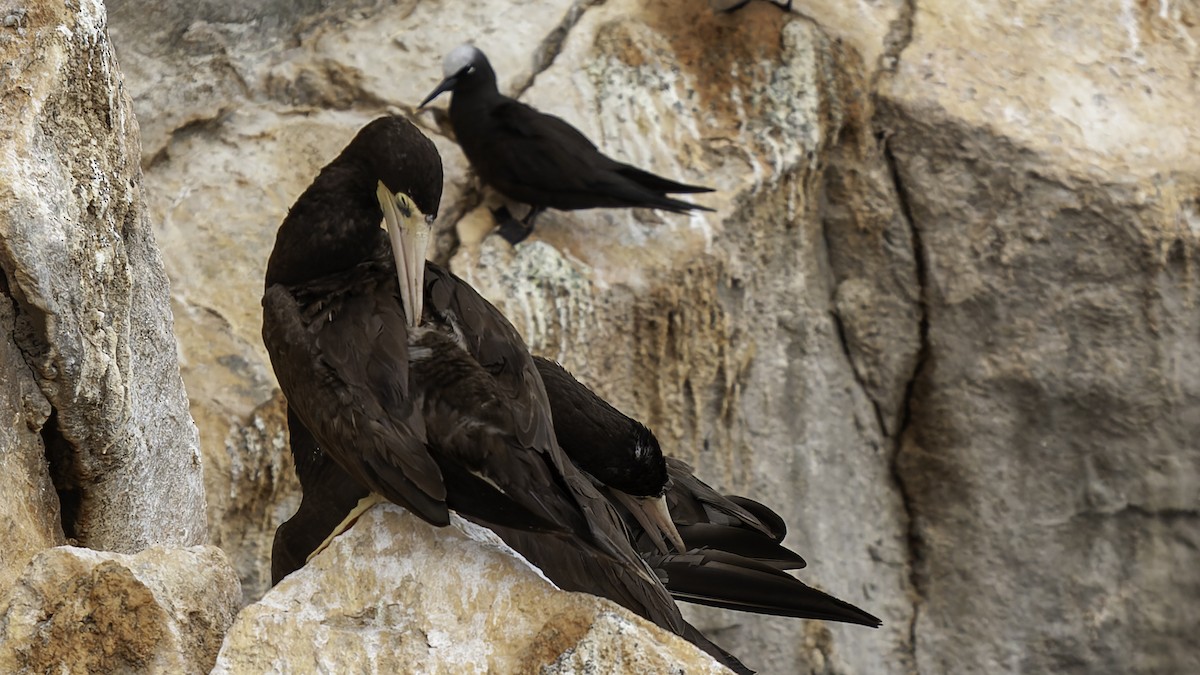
left=655, top=457, right=807, bottom=570
left=476, top=100, right=621, bottom=200
left=262, top=279, right=450, bottom=527
left=478, top=101, right=712, bottom=212
left=424, top=264, right=651, bottom=560
left=646, top=549, right=882, bottom=627
left=665, top=457, right=777, bottom=536
left=424, top=263, right=558, bottom=451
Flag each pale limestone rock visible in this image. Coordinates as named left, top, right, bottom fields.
left=0, top=0, right=205, bottom=552
left=0, top=545, right=241, bottom=674
left=215, top=504, right=728, bottom=674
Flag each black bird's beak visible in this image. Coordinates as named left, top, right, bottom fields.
left=376, top=182, right=431, bottom=328
left=613, top=491, right=687, bottom=555
left=419, top=76, right=458, bottom=108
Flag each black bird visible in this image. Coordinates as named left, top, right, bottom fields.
left=262, top=116, right=750, bottom=673
left=420, top=44, right=715, bottom=244
left=534, top=358, right=883, bottom=627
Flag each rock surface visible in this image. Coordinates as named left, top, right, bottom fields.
left=875, top=2, right=1200, bottom=673
left=93, top=0, right=1200, bottom=673
left=0, top=0, right=206, bottom=553
left=215, top=504, right=728, bottom=674
left=0, top=295, right=66, bottom=593
left=0, top=545, right=241, bottom=674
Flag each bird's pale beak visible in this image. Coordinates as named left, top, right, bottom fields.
left=375, top=182, right=430, bottom=328
left=613, top=491, right=687, bottom=555
left=419, top=76, right=458, bottom=108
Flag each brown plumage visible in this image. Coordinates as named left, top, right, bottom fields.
left=534, top=358, right=882, bottom=628
left=263, top=116, right=750, bottom=673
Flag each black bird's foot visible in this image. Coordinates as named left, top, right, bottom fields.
left=492, top=206, right=534, bottom=245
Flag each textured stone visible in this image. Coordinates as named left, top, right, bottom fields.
left=0, top=545, right=241, bottom=674
left=869, top=2, right=1200, bottom=672
left=451, top=3, right=913, bottom=672
left=107, top=0, right=586, bottom=602
left=0, top=0, right=205, bottom=551
left=215, top=504, right=727, bottom=674
left=0, top=294, right=66, bottom=593
left=100, top=0, right=1200, bottom=672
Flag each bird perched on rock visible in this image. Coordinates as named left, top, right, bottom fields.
left=534, top=358, right=882, bottom=627
left=420, top=44, right=714, bottom=244
left=261, top=116, right=750, bottom=673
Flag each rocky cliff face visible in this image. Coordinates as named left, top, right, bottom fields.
left=1, top=0, right=1194, bottom=672
left=0, top=0, right=237, bottom=671
left=0, top=0, right=207, bottom=576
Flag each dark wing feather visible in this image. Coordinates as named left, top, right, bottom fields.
left=658, top=457, right=804, bottom=570
left=669, top=523, right=806, bottom=571
left=665, top=457, right=776, bottom=536
left=424, top=264, right=639, bottom=561
left=271, top=409, right=370, bottom=585
left=468, top=100, right=711, bottom=212
left=614, top=163, right=715, bottom=194
left=262, top=280, right=449, bottom=526
left=425, top=263, right=558, bottom=453
left=647, top=549, right=882, bottom=627
left=478, top=523, right=753, bottom=675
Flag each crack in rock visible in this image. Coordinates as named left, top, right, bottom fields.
left=884, top=137, right=929, bottom=675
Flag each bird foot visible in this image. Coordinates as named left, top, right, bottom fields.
left=491, top=206, right=534, bottom=245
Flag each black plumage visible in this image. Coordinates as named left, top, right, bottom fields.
left=533, top=358, right=882, bottom=628
left=262, top=116, right=749, bottom=673
left=420, top=44, right=714, bottom=243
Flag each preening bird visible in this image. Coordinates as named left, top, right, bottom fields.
left=261, top=116, right=750, bottom=673
left=420, top=44, right=714, bottom=244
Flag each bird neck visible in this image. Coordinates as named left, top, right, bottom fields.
left=449, top=63, right=503, bottom=115
left=265, top=161, right=385, bottom=287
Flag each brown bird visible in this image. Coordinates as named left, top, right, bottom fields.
left=262, top=116, right=750, bottom=673
left=533, top=358, right=882, bottom=627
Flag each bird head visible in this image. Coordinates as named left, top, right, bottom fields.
left=344, top=117, right=443, bottom=327
left=420, top=44, right=494, bottom=107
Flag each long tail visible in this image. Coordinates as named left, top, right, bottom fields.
left=612, top=164, right=716, bottom=214
left=616, top=164, right=715, bottom=194
left=650, top=548, right=882, bottom=627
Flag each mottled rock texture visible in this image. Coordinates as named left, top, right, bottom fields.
left=0, top=0, right=205, bottom=564
left=216, top=504, right=728, bottom=673
left=98, top=0, right=1199, bottom=673
left=878, top=3, right=1200, bottom=673
left=0, top=545, right=241, bottom=674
